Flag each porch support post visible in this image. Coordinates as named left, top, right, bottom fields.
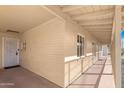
left=114, top=5, right=122, bottom=87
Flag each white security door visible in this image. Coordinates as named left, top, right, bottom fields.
left=3, top=37, right=19, bottom=67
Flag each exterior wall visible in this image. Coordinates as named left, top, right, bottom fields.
left=64, top=19, right=99, bottom=87
left=82, top=56, right=93, bottom=72
left=0, top=6, right=102, bottom=88
left=0, top=32, right=19, bottom=69
left=43, top=6, right=100, bottom=87
left=20, top=18, right=65, bottom=87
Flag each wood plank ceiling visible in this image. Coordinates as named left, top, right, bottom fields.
left=60, top=5, right=115, bottom=44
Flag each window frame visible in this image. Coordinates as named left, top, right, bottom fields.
left=77, top=34, right=85, bottom=57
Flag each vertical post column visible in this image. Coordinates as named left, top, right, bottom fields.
left=115, top=5, right=122, bottom=87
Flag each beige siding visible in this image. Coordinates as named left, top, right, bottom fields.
left=65, top=60, right=82, bottom=86
left=82, top=56, right=93, bottom=72
left=86, top=40, right=93, bottom=53
left=64, top=20, right=99, bottom=87
left=69, top=60, right=82, bottom=83
left=20, top=18, right=65, bottom=87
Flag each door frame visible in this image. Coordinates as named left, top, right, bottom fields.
left=2, top=37, right=20, bottom=68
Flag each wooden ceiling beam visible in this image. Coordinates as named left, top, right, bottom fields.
left=79, top=20, right=112, bottom=26
left=72, top=9, right=114, bottom=20
left=86, top=28, right=112, bottom=30
left=62, top=5, right=83, bottom=12
left=77, top=17, right=113, bottom=22
left=86, top=29, right=112, bottom=32
left=82, top=24, right=112, bottom=29
left=78, top=18, right=113, bottom=24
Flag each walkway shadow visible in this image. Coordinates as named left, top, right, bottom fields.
left=68, top=56, right=115, bottom=88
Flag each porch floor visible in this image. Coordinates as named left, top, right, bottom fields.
left=68, top=56, right=115, bottom=88
left=0, top=67, right=60, bottom=88
left=0, top=56, right=115, bottom=88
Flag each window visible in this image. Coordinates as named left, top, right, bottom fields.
left=77, top=35, right=84, bottom=57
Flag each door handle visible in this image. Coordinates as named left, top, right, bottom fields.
left=16, top=51, right=18, bottom=55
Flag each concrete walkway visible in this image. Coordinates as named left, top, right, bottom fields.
left=0, top=67, right=60, bottom=88
left=68, top=56, right=115, bottom=88
left=0, top=56, right=115, bottom=88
